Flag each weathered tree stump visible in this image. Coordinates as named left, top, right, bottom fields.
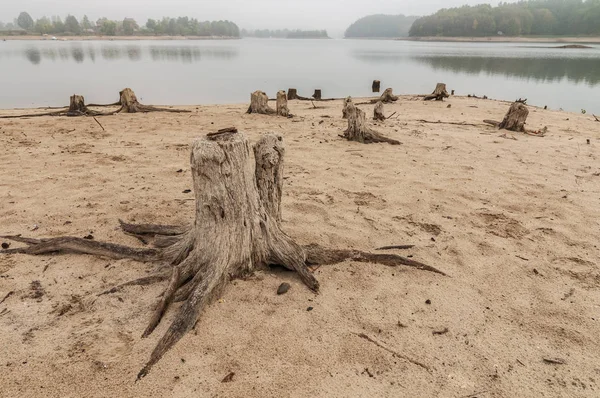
left=313, top=89, right=322, bottom=100
left=372, top=80, right=381, bottom=93
left=247, top=91, right=275, bottom=115
left=287, top=88, right=299, bottom=100
left=343, top=98, right=400, bottom=145
left=2, top=131, right=448, bottom=378
left=373, top=101, right=385, bottom=121
left=116, top=88, right=189, bottom=114
left=424, top=83, right=450, bottom=101
left=276, top=90, right=290, bottom=117
left=342, top=96, right=353, bottom=119
left=499, top=102, right=529, bottom=131
left=451, top=89, right=455, bottom=96
left=378, top=88, right=398, bottom=103
left=0, top=94, right=114, bottom=119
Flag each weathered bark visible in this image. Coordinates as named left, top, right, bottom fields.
left=372, top=80, right=381, bottom=93
left=373, top=101, right=386, bottom=121
left=313, top=89, right=322, bottom=100
left=342, top=96, right=353, bottom=119
left=343, top=99, right=400, bottom=145
left=276, top=90, right=290, bottom=117
left=247, top=91, right=276, bottom=115
left=116, top=88, right=189, bottom=114
left=424, top=83, right=450, bottom=101
left=378, top=88, right=398, bottom=103
left=499, top=102, right=529, bottom=132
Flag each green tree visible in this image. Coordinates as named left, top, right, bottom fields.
left=81, top=15, right=93, bottom=31
left=34, top=17, right=53, bottom=34
left=64, top=15, right=81, bottom=34
left=99, top=20, right=117, bottom=36
left=51, top=16, right=65, bottom=34
left=122, top=18, right=138, bottom=35
left=17, top=12, right=34, bottom=30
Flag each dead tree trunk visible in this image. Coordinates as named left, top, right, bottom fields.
left=377, top=88, right=398, bottom=103
left=372, top=80, right=381, bottom=93
left=424, top=83, right=450, bottom=101
left=373, top=101, right=385, bottom=121
left=287, top=88, right=298, bottom=100
left=276, top=90, right=290, bottom=117
left=247, top=91, right=276, bottom=115
left=499, top=102, right=529, bottom=131
left=313, top=89, right=322, bottom=100
left=343, top=99, right=400, bottom=145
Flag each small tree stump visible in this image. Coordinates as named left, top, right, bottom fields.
left=451, top=89, right=455, bottom=96
left=378, top=88, right=398, bottom=103
left=342, top=96, right=353, bottom=119
left=343, top=98, right=400, bottom=145
left=313, top=89, right=322, bottom=100
left=287, top=88, right=298, bottom=100
left=424, top=83, right=450, bottom=101
left=247, top=91, right=275, bottom=115
left=372, top=80, right=381, bottom=93
left=499, top=102, right=529, bottom=132
left=68, top=95, right=88, bottom=115
left=117, top=88, right=189, bottom=113
left=373, top=101, right=385, bottom=121
left=276, top=90, right=290, bottom=117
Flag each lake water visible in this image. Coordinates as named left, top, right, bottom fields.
left=1, top=39, right=599, bottom=113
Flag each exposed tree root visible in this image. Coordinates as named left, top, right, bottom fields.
left=115, top=88, right=190, bottom=114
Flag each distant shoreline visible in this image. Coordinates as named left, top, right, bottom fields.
left=396, top=36, right=600, bottom=44
left=0, top=35, right=240, bottom=41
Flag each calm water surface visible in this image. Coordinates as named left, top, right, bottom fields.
left=1, top=39, right=599, bottom=112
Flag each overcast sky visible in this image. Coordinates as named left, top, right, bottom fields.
left=3, top=0, right=512, bottom=36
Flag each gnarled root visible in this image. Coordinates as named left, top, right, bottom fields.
left=343, top=98, right=401, bottom=145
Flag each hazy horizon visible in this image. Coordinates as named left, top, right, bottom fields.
left=2, top=0, right=515, bottom=37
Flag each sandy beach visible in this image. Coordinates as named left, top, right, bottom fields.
left=0, top=96, right=599, bottom=397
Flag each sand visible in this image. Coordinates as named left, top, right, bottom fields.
left=0, top=97, right=599, bottom=397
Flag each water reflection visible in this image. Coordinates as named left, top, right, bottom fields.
left=352, top=50, right=600, bottom=87
left=412, top=56, right=600, bottom=86
left=16, top=44, right=238, bottom=65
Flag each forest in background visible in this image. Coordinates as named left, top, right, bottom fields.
left=409, top=0, right=600, bottom=37
left=344, top=14, right=420, bottom=38
left=0, top=12, right=240, bottom=37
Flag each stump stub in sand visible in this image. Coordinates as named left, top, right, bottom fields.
left=343, top=98, right=400, bottom=145
left=276, top=90, right=290, bottom=117
left=424, top=83, right=450, bottom=101
left=247, top=90, right=275, bottom=115
left=374, top=101, right=386, bottom=121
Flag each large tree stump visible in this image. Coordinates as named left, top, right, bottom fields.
left=276, top=90, right=290, bottom=117
left=2, top=131, right=448, bottom=378
left=313, top=89, right=322, bottom=100
left=247, top=91, right=276, bottom=115
left=343, top=99, right=400, bottom=145
left=373, top=101, right=385, bottom=121
left=372, top=80, right=381, bottom=93
left=499, top=102, right=529, bottom=131
left=424, top=83, right=450, bottom=101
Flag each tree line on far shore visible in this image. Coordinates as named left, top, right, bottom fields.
left=409, top=0, right=600, bottom=37
left=344, top=14, right=419, bottom=38
left=1, top=12, right=240, bottom=37
left=241, top=29, right=329, bottom=39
